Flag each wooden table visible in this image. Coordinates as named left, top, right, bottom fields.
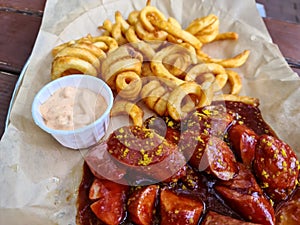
left=0, top=1, right=300, bottom=139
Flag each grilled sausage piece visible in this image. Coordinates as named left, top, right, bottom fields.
left=182, top=133, right=238, bottom=181
left=143, top=116, right=181, bottom=145
left=204, top=136, right=238, bottom=181
left=215, top=163, right=275, bottom=225
left=160, top=189, right=204, bottom=225
left=228, top=124, right=258, bottom=167
left=202, top=211, right=262, bottom=225
left=89, top=178, right=128, bottom=225
left=276, top=188, right=300, bottom=225
left=106, top=125, right=187, bottom=183
left=85, top=143, right=126, bottom=181
left=253, top=135, right=299, bottom=202
left=127, top=185, right=159, bottom=225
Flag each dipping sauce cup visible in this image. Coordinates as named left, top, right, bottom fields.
left=32, top=75, right=114, bottom=149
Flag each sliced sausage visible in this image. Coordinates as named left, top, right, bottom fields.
left=253, top=135, right=299, bottom=201
left=89, top=179, right=128, bottom=225
left=85, top=143, right=126, bottom=181
left=202, top=211, right=262, bottom=225
left=160, top=189, right=203, bottom=225
left=215, top=163, right=275, bottom=225
left=228, top=124, right=258, bottom=167
left=204, top=136, right=238, bottom=181
left=127, top=185, right=159, bottom=225
left=276, top=188, right=300, bottom=225
left=106, top=125, right=187, bottom=183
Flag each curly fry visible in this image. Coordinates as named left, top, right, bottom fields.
left=196, top=18, right=219, bottom=35
left=149, top=66, right=182, bottom=87
left=111, top=100, right=144, bottom=127
left=125, top=26, right=141, bottom=43
left=139, top=5, right=167, bottom=32
left=98, top=19, right=113, bottom=33
left=167, top=81, right=206, bottom=121
left=128, top=10, right=140, bottom=25
left=51, top=36, right=98, bottom=56
left=163, top=53, right=188, bottom=77
left=144, top=86, right=167, bottom=109
left=111, top=22, right=128, bottom=45
left=115, top=11, right=130, bottom=32
left=92, top=41, right=109, bottom=52
left=195, top=27, right=219, bottom=44
left=51, top=56, right=97, bottom=80
left=52, top=40, right=76, bottom=56
left=140, top=79, right=170, bottom=116
left=101, top=46, right=143, bottom=88
left=214, top=50, right=250, bottom=68
left=101, top=45, right=142, bottom=75
left=91, top=36, right=119, bottom=52
left=149, top=17, right=202, bottom=50
left=167, top=17, right=183, bottom=44
left=141, top=62, right=155, bottom=78
left=154, top=92, right=170, bottom=116
left=185, top=14, right=218, bottom=35
left=115, top=71, right=142, bottom=100
left=54, top=47, right=100, bottom=71
left=135, top=20, right=168, bottom=41
left=72, top=42, right=106, bottom=59
left=185, top=72, right=215, bottom=89
left=104, top=58, right=142, bottom=88
left=130, top=42, right=156, bottom=60
left=151, top=44, right=198, bottom=87
left=140, top=80, right=161, bottom=99
left=197, top=49, right=250, bottom=68
left=198, top=84, right=214, bottom=107
left=185, top=63, right=228, bottom=92
left=214, top=32, right=239, bottom=41
left=226, top=69, right=242, bottom=95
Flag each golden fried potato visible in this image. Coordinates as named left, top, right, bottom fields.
left=54, top=47, right=100, bottom=71
left=110, top=100, right=144, bottom=127
left=51, top=56, right=97, bottom=80
left=197, top=49, right=250, bottom=68
left=115, top=71, right=142, bottom=100
left=149, top=17, right=202, bottom=49
left=140, top=5, right=167, bottom=32
left=50, top=1, right=253, bottom=119
left=226, top=69, right=242, bottom=95
left=185, top=63, right=228, bottom=92
left=101, top=46, right=143, bottom=88
left=151, top=44, right=197, bottom=88
left=185, top=14, right=218, bottom=35
left=167, top=82, right=204, bottom=121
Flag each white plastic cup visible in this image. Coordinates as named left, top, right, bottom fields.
left=32, top=75, right=114, bottom=149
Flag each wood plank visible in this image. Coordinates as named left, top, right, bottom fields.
left=0, top=11, right=42, bottom=74
left=293, top=68, right=300, bottom=75
left=257, top=0, right=299, bottom=23
left=0, top=72, right=18, bottom=138
left=263, top=18, right=300, bottom=60
left=0, top=0, right=46, bottom=13
left=263, top=17, right=300, bottom=76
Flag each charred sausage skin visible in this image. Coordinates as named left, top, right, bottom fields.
left=253, top=135, right=299, bottom=202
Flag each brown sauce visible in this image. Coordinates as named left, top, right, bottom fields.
left=77, top=162, right=246, bottom=225
left=76, top=163, right=103, bottom=225
left=76, top=101, right=299, bottom=225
